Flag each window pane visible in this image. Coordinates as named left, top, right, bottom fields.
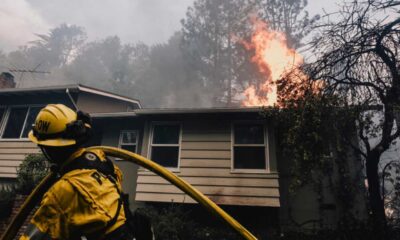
left=152, top=125, right=180, bottom=144
left=0, top=108, right=5, bottom=123
left=2, top=107, right=28, bottom=138
left=122, top=131, right=137, bottom=144
left=121, top=144, right=136, bottom=153
left=234, top=147, right=266, bottom=169
left=21, top=107, right=42, bottom=138
left=234, top=124, right=264, bottom=144
left=151, top=146, right=179, bottom=167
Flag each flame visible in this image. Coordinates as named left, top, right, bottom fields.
left=242, top=19, right=305, bottom=107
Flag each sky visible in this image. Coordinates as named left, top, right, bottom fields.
left=0, top=0, right=341, bottom=52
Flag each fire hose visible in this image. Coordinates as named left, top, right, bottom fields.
left=1, top=146, right=257, bottom=240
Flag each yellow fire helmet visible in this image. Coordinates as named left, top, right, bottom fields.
left=28, top=104, right=91, bottom=147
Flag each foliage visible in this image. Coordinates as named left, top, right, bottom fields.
left=382, top=160, right=400, bottom=227
left=16, top=154, right=49, bottom=195
left=280, top=222, right=400, bottom=240
left=303, top=0, right=400, bottom=232
left=136, top=204, right=194, bottom=240
left=136, top=204, right=241, bottom=240
left=259, top=0, right=318, bottom=48
left=181, top=0, right=317, bottom=106
left=30, top=23, right=87, bottom=68
left=0, top=0, right=317, bottom=108
left=0, top=185, right=16, bottom=219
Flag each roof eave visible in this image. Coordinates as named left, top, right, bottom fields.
left=134, top=107, right=266, bottom=115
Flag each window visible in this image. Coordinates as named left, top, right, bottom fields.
left=21, top=107, right=42, bottom=138
left=150, top=123, right=181, bottom=168
left=0, top=108, right=5, bottom=126
left=232, top=123, right=268, bottom=171
left=119, top=130, right=138, bottom=153
left=1, top=106, right=42, bottom=139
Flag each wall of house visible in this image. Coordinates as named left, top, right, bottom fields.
left=277, top=133, right=367, bottom=230
left=96, top=118, right=144, bottom=210
left=0, top=141, right=39, bottom=178
left=135, top=114, right=280, bottom=207
left=77, top=92, right=137, bottom=113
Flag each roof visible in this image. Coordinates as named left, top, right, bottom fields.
left=91, top=107, right=265, bottom=118
left=0, top=84, right=141, bottom=107
left=135, top=107, right=264, bottom=115
left=91, top=112, right=137, bottom=118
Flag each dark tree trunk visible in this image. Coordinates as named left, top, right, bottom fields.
left=366, top=149, right=387, bottom=238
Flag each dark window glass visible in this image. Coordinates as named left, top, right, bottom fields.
left=122, top=131, right=137, bottom=144
left=0, top=108, right=5, bottom=123
left=21, top=107, right=42, bottom=138
left=152, top=125, right=180, bottom=144
left=234, top=124, right=264, bottom=144
left=234, top=147, right=266, bottom=169
left=86, top=128, right=103, bottom=146
left=2, top=107, right=29, bottom=138
left=121, top=144, right=136, bottom=153
left=151, top=146, right=179, bottom=168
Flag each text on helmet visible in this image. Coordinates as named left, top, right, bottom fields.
left=36, top=120, right=51, bottom=132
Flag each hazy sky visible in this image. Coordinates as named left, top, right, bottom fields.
left=0, top=0, right=340, bottom=52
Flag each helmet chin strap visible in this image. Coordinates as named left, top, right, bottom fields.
left=40, top=146, right=53, bottom=162
left=39, top=146, right=59, bottom=173
left=40, top=145, right=80, bottom=171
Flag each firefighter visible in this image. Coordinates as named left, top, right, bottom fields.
left=20, top=104, right=133, bottom=240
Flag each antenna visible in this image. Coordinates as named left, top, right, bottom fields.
left=8, top=62, right=51, bottom=87
left=66, top=88, right=79, bottom=111
left=9, top=69, right=51, bottom=74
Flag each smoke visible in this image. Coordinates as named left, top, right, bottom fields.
left=0, top=0, right=50, bottom=51
left=27, top=0, right=192, bottom=46
left=0, top=0, right=336, bottom=108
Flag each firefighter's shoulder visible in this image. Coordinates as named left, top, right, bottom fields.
left=45, top=178, right=77, bottom=205
left=79, top=149, right=106, bottom=162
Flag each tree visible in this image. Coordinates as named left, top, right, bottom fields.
left=181, top=0, right=256, bottom=106
left=181, top=0, right=317, bottom=106
left=304, top=0, right=400, bottom=235
left=5, top=24, right=87, bottom=87
left=141, top=32, right=191, bottom=108
left=259, top=0, right=317, bottom=48
left=382, top=160, right=400, bottom=227
left=30, top=23, right=87, bottom=68
left=64, top=36, right=139, bottom=93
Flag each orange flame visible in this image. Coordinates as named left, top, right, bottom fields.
left=242, top=19, right=305, bottom=107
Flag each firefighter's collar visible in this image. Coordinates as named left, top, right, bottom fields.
left=59, top=148, right=86, bottom=172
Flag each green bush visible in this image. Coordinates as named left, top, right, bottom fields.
left=137, top=204, right=193, bottom=240
left=136, top=204, right=241, bottom=240
left=0, top=185, right=16, bottom=219
left=16, top=154, right=49, bottom=194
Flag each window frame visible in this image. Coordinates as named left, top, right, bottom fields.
left=0, top=106, right=6, bottom=129
left=148, top=121, right=182, bottom=171
left=117, top=130, right=139, bottom=160
left=231, top=121, right=269, bottom=173
left=0, top=104, right=44, bottom=141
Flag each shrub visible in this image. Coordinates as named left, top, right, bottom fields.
left=136, top=204, right=241, bottom=240
left=16, top=154, right=49, bottom=195
left=0, top=185, right=16, bottom=219
left=137, top=204, right=193, bottom=240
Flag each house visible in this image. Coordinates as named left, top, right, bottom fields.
left=0, top=84, right=366, bottom=238
left=93, top=107, right=367, bottom=238
left=0, top=84, right=140, bottom=180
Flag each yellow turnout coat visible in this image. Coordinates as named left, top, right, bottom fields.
left=20, top=149, right=126, bottom=240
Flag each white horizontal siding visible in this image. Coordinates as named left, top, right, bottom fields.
left=0, top=141, right=40, bottom=178
left=136, top=192, right=280, bottom=207
left=136, top=120, right=280, bottom=207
